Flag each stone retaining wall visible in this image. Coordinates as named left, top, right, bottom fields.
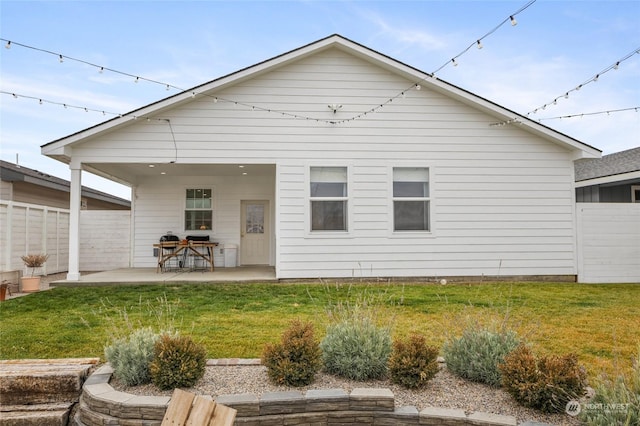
left=77, top=364, right=521, bottom=426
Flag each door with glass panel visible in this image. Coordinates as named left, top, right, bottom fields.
left=240, top=200, right=269, bottom=265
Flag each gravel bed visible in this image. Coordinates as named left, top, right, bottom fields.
left=112, top=364, right=581, bottom=426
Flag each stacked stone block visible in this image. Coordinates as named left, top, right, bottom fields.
left=77, top=365, right=521, bottom=426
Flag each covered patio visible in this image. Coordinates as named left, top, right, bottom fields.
left=50, top=266, right=277, bottom=287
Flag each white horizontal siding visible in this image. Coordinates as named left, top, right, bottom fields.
left=132, top=174, right=275, bottom=268
left=577, top=203, right=640, bottom=283
left=71, top=47, right=579, bottom=279
left=79, top=211, right=130, bottom=271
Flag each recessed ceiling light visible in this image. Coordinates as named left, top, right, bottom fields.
left=238, top=165, right=245, bottom=168
left=148, top=164, right=155, bottom=168
left=242, top=172, right=248, bottom=176
left=160, top=172, right=167, bottom=175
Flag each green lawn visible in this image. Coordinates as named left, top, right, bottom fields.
left=0, top=281, right=638, bottom=380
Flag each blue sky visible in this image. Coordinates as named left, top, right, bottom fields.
left=1, top=0, right=639, bottom=200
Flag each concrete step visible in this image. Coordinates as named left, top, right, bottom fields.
left=0, top=359, right=98, bottom=406
left=0, top=403, right=72, bottom=426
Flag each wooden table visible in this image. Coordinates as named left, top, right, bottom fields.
left=154, top=241, right=218, bottom=273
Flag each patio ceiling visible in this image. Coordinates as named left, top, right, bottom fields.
left=83, top=163, right=276, bottom=186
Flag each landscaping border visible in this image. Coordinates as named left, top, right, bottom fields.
left=75, top=362, right=524, bottom=426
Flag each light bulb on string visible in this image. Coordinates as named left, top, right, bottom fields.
left=135, top=77, right=139, bottom=83
left=5, top=41, right=10, bottom=49
left=415, top=84, right=421, bottom=90
left=58, top=54, right=64, bottom=63
left=451, top=58, right=458, bottom=67
left=476, top=40, right=483, bottom=49
left=614, top=62, right=620, bottom=70
left=510, top=16, right=517, bottom=26
left=39, top=99, right=43, bottom=105
left=593, top=74, right=599, bottom=82
left=12, top=93, right=17, bottom=99
left=99, top=67, right=104, bottom=74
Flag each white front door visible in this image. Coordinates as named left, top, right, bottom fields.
left=240, top=200, right=269, bottom=265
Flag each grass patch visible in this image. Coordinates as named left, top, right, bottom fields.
left=0, top=281, right=638, bottom=380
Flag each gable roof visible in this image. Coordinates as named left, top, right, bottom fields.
left=575, top=146, right=640, bottom=185
left=1, top=160, right=131, bottom=207
left=42, top=34, right=601, bottom=162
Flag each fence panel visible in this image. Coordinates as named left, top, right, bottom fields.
left=1, top=201, right=130, bottom=275
left=0, top=201, right=70, bottom=275
left=576, top=203, right=640, bottom=283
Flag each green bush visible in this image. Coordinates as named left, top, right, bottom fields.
left=104, top=327, right=159, bottom=386
left=499, top=344, right=587, bottom=413
left=261, top=320, right=322, bottom=386
left=389, top=333, right=439, bottom=389
left=149, top=333, right=207, bottom=390
left=321, top=315, right=391, bottom=381
left=580, top=348, right=640, bottom=425
left=443, top=324, right=519, bottom=387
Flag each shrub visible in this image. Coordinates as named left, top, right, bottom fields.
left=149, top=333, right=207, bottom=390
left=389, top=333, right=439, bottom=389
left=261, top=320, right=322, bottom=386
left=580, top=348, right=640, bottom=425
left=321, top=314, right=391, bottom=381
left=499, top=344, right=587, bottom=413
left=104, top=327, right=159, bottom=386
left=443, top=324, right=520, bottom=387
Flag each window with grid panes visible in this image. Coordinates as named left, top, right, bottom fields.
left=185, top=188, right=212, bottom=231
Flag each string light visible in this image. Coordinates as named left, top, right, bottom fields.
left=1, top=90, right=120, bottom=116
left=0, top=38, right=184, bottom=91
left=536, top=106, right=639, bottom=121
left=525, top=45, right=640, bottom=117
left=0, top=1, right=537, bottom=126
left=510, top=15, right=517, bottom=26
left=5, top=40, right=10, bottom=49
left=491, top=106, right=639, bottom=126
left=429, top=0, right=535, bottom=76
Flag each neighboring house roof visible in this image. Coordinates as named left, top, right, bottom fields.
left=575, top=147, right=640, bottom=187
left=0, top=160, right=131, bottom=208
left=42, top=34, right=600, bottom=170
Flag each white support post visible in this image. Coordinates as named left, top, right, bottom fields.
left=67, top=166, right=82, bottom=281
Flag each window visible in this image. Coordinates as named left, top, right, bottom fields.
left=633, top=186, right=640, bottom=203
left=393, top=167, right=430, bottom=231
left=185, top=188, right=212, bottom=231
left=310, top=167, right=348, bottom=231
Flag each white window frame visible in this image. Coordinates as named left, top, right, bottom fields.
left=390, top=166, right=433, bottom=236
left=632, top=185, right=640, bottom=203
left=306, top=165, right=352, bottom=237
left=183, top=187, right=215, bottom=233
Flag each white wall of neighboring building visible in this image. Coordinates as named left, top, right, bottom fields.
left=576, top=203, right=640, bottom=283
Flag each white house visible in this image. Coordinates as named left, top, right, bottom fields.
left=42, top=34, right=601, bottom=281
